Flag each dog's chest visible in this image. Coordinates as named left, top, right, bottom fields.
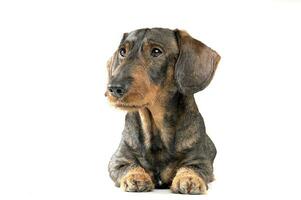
left=138, top=109, right=176, bottom=169
left=143, top=126, right=175, bottom=166
left=142, top=128, right=177, bottom=187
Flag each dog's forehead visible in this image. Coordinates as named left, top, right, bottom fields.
left=126, top=28, right=177, bottom=49
left=126, top=29, right=147, bottom=42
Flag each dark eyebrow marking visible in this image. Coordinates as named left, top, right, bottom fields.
left=147, top=39, right=164, bottom=48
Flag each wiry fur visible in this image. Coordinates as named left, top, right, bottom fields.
left=105, top=28, right=220, bottom=194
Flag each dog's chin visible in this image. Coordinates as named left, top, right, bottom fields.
left=112, top=102, right=148, bottom=111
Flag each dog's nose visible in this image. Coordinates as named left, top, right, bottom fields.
left=107, top=84, right=126, bottom=98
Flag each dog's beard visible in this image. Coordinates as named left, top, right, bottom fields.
left=114, top=102, right=148, bottom=111
left=106, top=91, right=148, bottom=111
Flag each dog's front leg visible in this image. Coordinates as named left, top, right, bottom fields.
left=108, top=142, right=154, bottom=192
left=171, top=167, right=207, bottom=195
left=109, top=160, right=154, bottom=192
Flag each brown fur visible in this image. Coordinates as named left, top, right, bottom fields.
left=171, top=168, right=207, bottom=194
left=138, top=108, right=152, bottom=149
left=120, top=167, right=154, bottom=192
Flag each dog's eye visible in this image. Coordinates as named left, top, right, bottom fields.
left=151, top=48, right=162, bottom=57
left=119, top=48, right=126, bottom=57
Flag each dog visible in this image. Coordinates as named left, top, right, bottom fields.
left=105, top=28, right=220, bottom=194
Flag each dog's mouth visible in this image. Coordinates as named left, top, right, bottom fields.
left=105, top=90, right=148, bottom=110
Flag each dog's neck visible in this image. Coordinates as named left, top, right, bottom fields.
left=138, top=89, right=197, bottom=150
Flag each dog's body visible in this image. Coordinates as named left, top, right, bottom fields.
left=105, top=28, right=220, bottom=194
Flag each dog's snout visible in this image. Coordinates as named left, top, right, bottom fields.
left=107, top=84, right=127, bottom=98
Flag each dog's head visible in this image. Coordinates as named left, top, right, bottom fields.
left=105, top=28, right=220, bottom=111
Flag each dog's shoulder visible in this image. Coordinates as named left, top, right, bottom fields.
left=175, top=97, right=207, bottom=152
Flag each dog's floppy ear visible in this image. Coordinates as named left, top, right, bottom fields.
left=174, top=29, right=220, bottom=95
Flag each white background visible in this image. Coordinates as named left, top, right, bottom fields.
left=0, top=0, right=301, bottom=199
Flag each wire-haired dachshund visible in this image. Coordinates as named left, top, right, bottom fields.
left=105, top=28, right=220, bottom=194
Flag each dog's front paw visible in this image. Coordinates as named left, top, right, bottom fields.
left=171, top=168, right=207, bottom=195
left=120, top=167, right=154, bottom=192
